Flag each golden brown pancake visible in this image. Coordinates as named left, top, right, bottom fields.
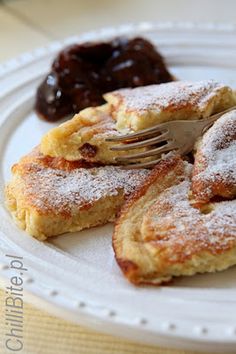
left=40, top=104, right=148, bottom=164
left=5, top=148, right=149, bottom=240
left=113, top=156, right=236, bottom=285
left=105, top=80, right=236, bottom=132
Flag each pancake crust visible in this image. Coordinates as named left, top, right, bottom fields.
left=5, top=148, right=149, bottom=240
left=191, top=110, right=236, bottom=207
left=113, top=156, right=236, bottom=285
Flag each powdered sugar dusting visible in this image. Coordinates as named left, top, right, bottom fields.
left=113, top=80, right=229, bottom=113
left=192, top=110, right=236, bottom=201
left=23, top=165, right=149, bottom=214
left=146, top=180, right=236, bottom=257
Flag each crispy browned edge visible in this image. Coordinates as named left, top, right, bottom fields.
left=13, top=146, right=104, bottom=173
left=112, top=155, right=182, bottom=285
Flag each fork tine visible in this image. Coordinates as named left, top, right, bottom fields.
left=106, top=125, right=167, bottom=142
left=110, top=132, right=169, bottom=151
left=115, top=143, right=174, bottom=162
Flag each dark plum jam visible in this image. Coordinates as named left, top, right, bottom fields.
left=35, top=37, right=173, bottom=121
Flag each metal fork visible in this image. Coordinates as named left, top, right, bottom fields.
left=106, top=106, right=236, bottom=169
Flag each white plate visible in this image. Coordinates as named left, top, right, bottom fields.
left=1, top=22, right=236, bottom=353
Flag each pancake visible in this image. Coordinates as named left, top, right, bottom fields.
left=40, top=81, right=236, bottom=163
left=5, top=148, right=149, bottom=240
left=105, top=80, right=236, bottom=132
left=40, top=104, right=148, bottom=164
left=113, top=156, right=236, bottom=285
left=191, top=110, right=236, bottom=207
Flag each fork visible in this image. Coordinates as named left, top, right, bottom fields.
left=106, top=106, right=236, bottom=169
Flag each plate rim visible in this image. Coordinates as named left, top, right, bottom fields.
left=1, top=20, right=236, bottom=79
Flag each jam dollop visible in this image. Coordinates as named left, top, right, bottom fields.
left=35, top=37, right=173, bottom=121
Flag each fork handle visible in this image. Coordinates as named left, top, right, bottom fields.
left=198, top=106, right=236, bottom=133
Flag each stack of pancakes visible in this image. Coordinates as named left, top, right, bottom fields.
left=5, top=80, right=236, bottom=285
